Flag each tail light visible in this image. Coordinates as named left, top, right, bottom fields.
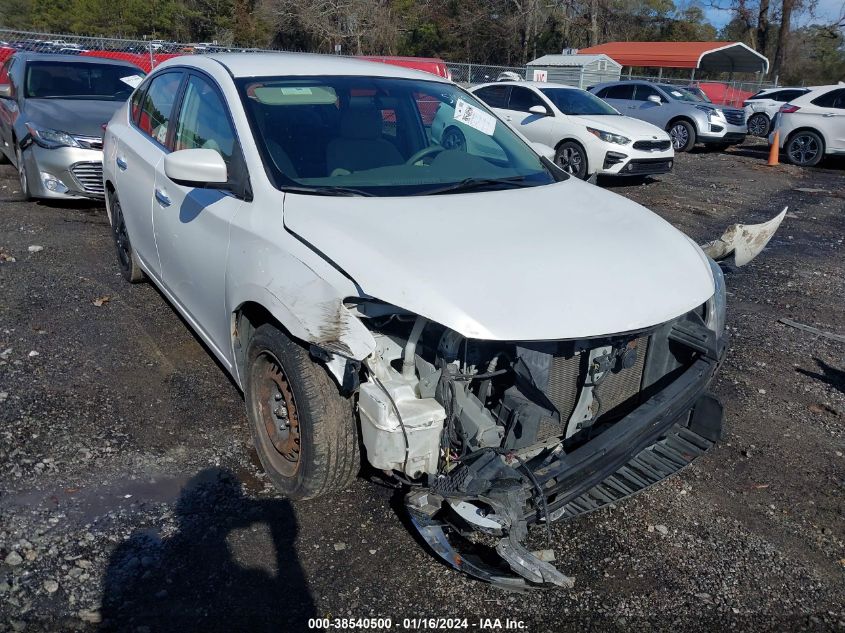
left=779, top=104, right=800, bottom=113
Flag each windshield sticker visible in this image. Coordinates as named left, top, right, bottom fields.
left=670, top=90, right=683, bottom=97
left=453, top=99, right=496, bottom=135
left=120, top=75, right=143, bottom=88
left=280, top=87, right=312, bottom=95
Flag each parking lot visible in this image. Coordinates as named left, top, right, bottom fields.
left=0, top=140, right=844, bottom=632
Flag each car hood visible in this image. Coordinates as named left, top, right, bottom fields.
left=569, top=114, right=670, bottom=140
left=23, top=99, right=122, bottom=138
left=283, top=179, right=714, bottom=341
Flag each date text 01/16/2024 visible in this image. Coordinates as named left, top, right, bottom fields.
left=307, top=617, right=528, bottom=630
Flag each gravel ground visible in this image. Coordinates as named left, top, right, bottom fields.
left=1, top=140, right=843, bottom=633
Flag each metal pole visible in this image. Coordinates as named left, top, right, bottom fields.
left=690, top=68, right=696, bottom=82
left=149, top=41, right=154, bottom=71
left=657, top=67, right=662, bottom=80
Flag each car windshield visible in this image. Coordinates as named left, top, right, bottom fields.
left=658, top=84, right=706, bottom=103
left=237, top=75, right=556, bottom=196
left=539, top=87, right=618, bottom=115
left=24, top=61, right=144, bottom=101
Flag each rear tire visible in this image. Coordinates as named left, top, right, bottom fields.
left=554, top=141, right=589, bottom=179
left=747, top=113, right=770, bottom=137
left=667, top=120, right=696, bottom=152
left=244, top=324, right=359, bottom=500
left=108, top=190, right=145, bottom=283
left=785, top=130, right=824, bottom=167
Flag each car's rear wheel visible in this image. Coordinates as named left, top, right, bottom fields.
left=668, top=120, right=696, bottom=152
left=747, top=113, right=770, bottom=137
left=108, top=190, right=145, bottom=283
left=244, top=324, right=359, bottom=500
left=16, top=147, right=32, bottom=201
left=555, top=141, right=588, bottom=179
left=785, top=130, right=824, bottom=167
left=441, top=126, right=466, bottom=151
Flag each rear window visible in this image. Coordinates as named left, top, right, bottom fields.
left=24, top=61, right=144, bottom=100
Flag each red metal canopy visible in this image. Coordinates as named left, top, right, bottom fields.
left=579, top=42, right=769, bottom=74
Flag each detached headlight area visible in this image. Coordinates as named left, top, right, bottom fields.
left=705, top=258, right=727, bottom=334
left=587, top=127, right=631, bottom=145
left=25, top=123, right=83, bottom=149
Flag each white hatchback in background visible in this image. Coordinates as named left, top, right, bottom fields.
left=470, top=81, right=673, bottom=179
left=743, top=87, right=810, bottom=137
left=768, top=84, right=845, bottom=166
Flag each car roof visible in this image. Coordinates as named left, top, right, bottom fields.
left=473, top=81, right=580, bottom=90
left=166, top=52, right=452, bottom=82
left=11, top=52, right=140, bottom=68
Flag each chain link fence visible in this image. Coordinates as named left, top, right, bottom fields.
left=0, top=28, right=777, bottom=106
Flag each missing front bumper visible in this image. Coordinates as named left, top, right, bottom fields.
left=406, top=357, right=723, bottom=589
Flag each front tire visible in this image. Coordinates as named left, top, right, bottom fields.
left=747, top=113, right=770, bottom=137
left=245, top=324, right=360, bottom=500
left=785, top=130, right=824, bottom=167
left=16, top=146, right=32, bottom=201
left=441, top=126, right=466, bottom=151
left=108, top=190, right=145, bottom=283
left=555, top=141, right=589, bottom=179
left=668, top=120, right=696, bottom=152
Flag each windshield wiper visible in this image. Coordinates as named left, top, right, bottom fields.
left=417, top=176, right=530, bottom=196
left=280, top=184, right=375, bottom=197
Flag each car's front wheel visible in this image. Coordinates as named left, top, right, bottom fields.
left=108, top=190, right=145, bottom=283
left=785, top=130, right=824, bottom=167
left=747, top=113, right=770, bottom=137
left=244, top=324, right=360, bottom=500
left=16, top=146, right=32, bottom=201
left=668, top=120, right=696, bottom=152
left=441, top=126, right=466, bottom=151
left=555, top=141, right=588, bottom=179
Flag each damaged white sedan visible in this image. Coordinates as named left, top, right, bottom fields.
left=103, top=53, right=774, bottom=589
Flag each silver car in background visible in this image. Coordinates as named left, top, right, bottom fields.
left=0, top=53, right=144, bottom=200
left=589, top=81, right=746, bottom=152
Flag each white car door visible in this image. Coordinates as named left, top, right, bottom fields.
left=497, top=86, right=557, bottom=145
left=152, top=72, right=246, bottom=366
left=116, top=70, right=185, bottom=280
left=814, top=88, right=845, bottom=151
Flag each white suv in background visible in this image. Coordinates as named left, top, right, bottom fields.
left=470, top=81, right=673, bottom=179
left=769, top=84, right=845, bottom=166
left=743, top=87, right=810, bottom=136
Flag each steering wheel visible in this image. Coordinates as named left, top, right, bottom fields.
left=405, top=145, right=445, bottom=165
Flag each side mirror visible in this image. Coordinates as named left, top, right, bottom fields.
left=528, top=104, right=551, bottom=116
left=647, top=95, right=662, bottom=105
left=0, top=84, right=11, bottom=98
left=164, top=148, right=227, bottom=186
left=530, top=142, right=556, bottom=161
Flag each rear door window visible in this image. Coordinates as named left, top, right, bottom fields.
left=136, top=71, right=183, bottom=146
left=602, top=84, right=636, bottom=100
left=474, top=85, right=510, bottom=109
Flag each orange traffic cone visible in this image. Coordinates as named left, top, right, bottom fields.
left=767, top=130, right=780, bottom=166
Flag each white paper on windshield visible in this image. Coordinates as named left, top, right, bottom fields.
left=280, top=87, right=313, bottom=95
left=453, top=99, right=496, bottom=135
left=120, top=75, right=144, bottom=88
left=670, top=90, right=683, bottom=97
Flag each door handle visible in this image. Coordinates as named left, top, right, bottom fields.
left=116, top=156, right=127, bottom=171
left=822, top=113, right=836, bottom=117
left=154, top=188, right=171, bottom=207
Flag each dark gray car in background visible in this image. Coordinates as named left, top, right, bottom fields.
left=0, top=53, right=144, bottom=200
left=589, top=81, right=747, bottom=152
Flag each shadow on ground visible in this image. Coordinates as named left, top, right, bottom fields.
left=99, top=467, right=314, bottom=633
left=797, top=358, right=845, bottom=396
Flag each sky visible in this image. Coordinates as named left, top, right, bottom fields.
left=701, top=0, right=844, bottom=30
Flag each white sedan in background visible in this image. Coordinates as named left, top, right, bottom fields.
left=470, top=81, right=674, bottom=179
left=743, top=86, right=810, bottom=136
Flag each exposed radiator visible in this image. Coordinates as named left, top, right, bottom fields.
left=595, top=336, right=649, bottom=416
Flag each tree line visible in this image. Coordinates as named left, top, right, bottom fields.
left=0, top=0, right=843, bottom=83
